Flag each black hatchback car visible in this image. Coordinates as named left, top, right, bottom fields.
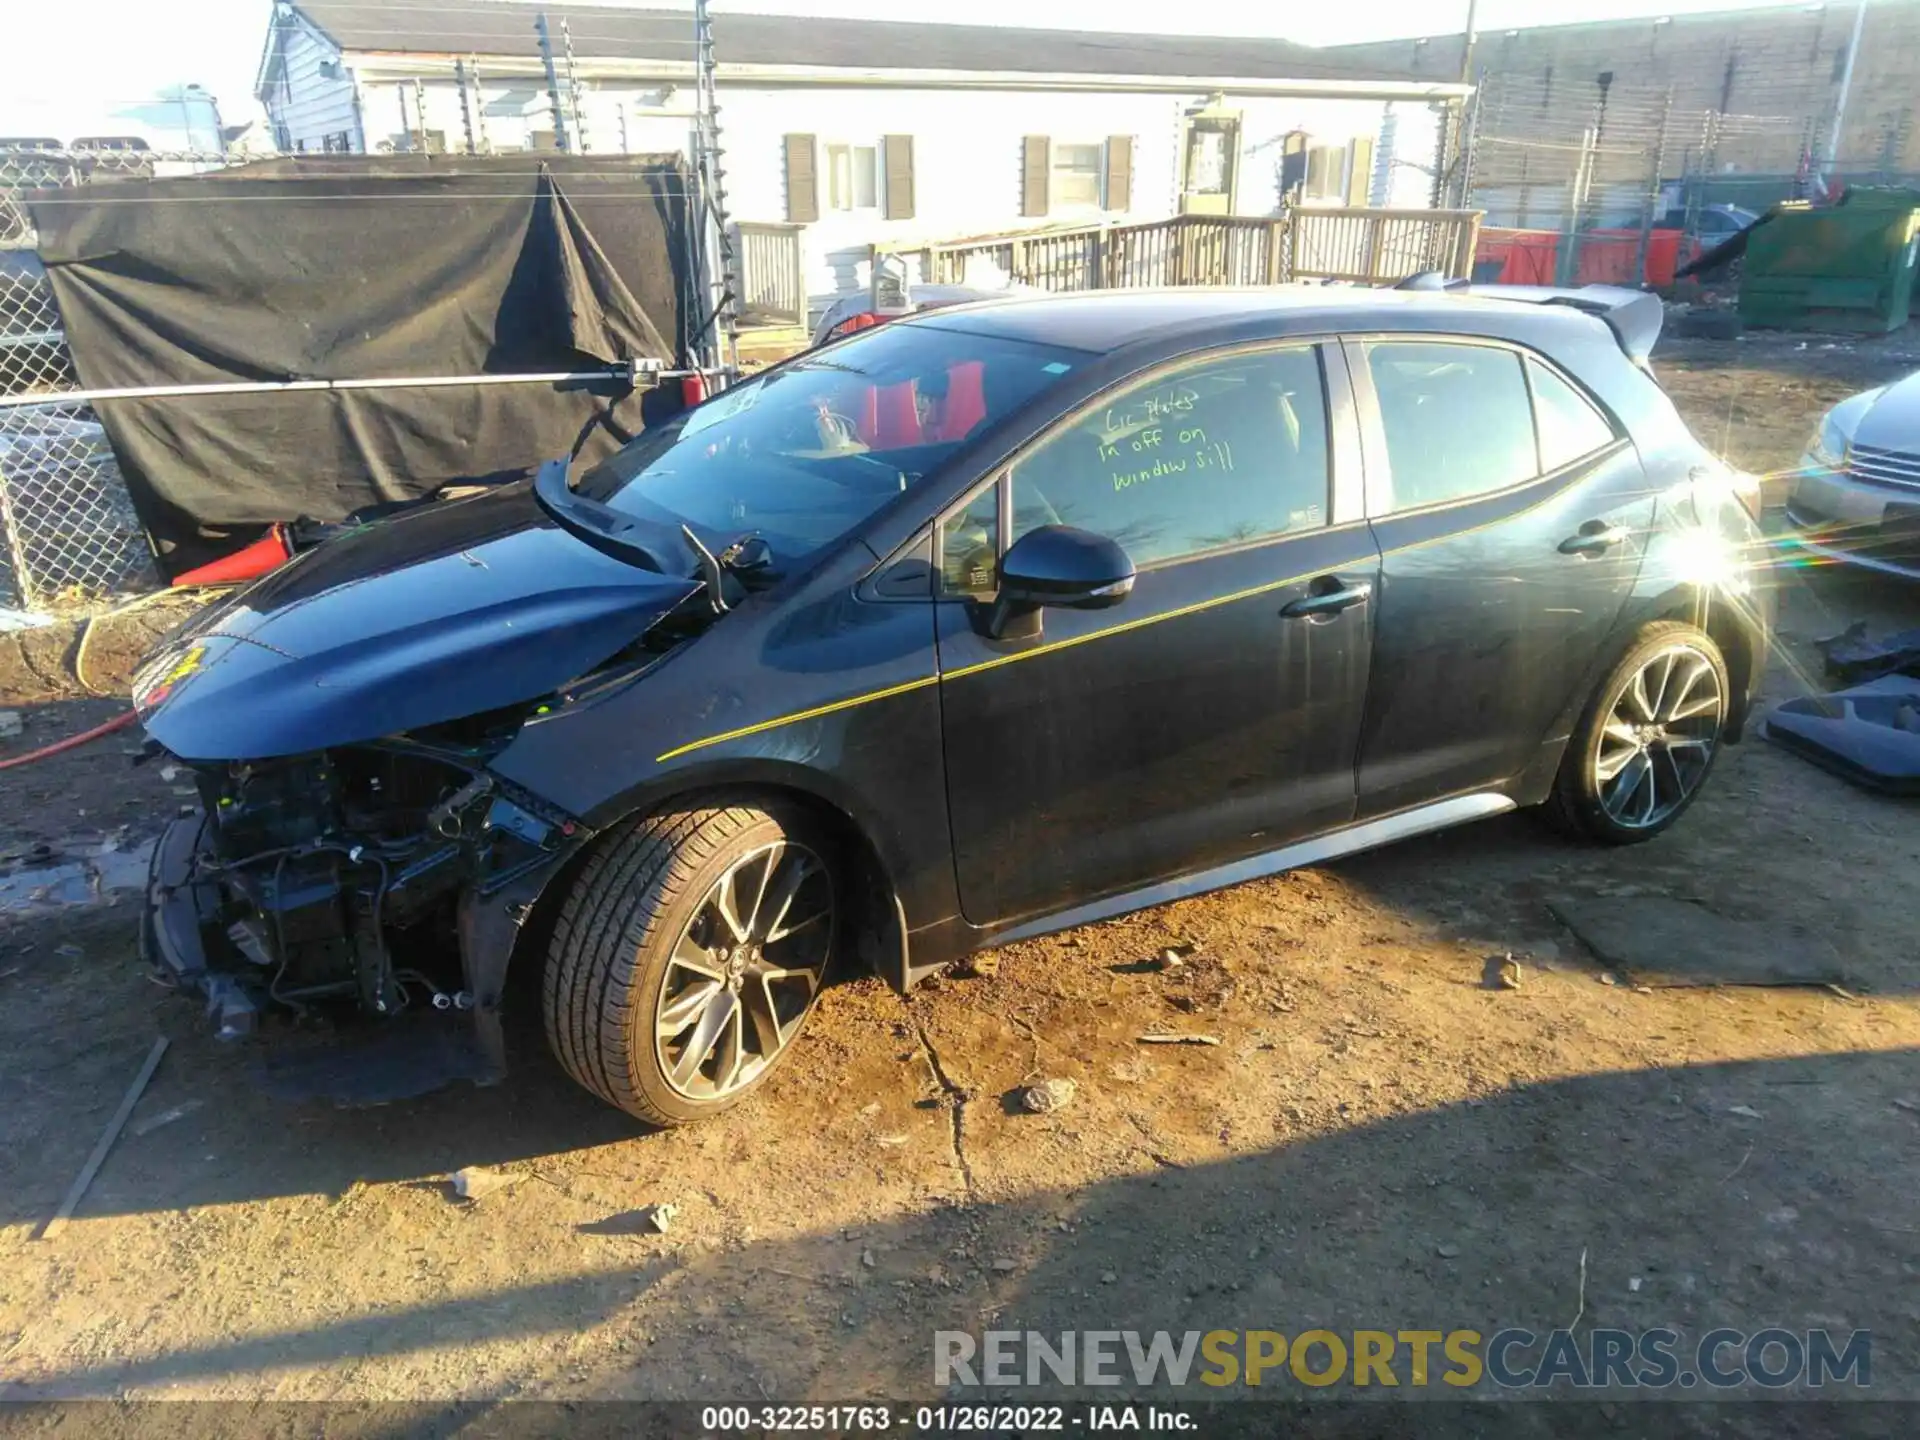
left=137, top=286, right=1770, bottom=1125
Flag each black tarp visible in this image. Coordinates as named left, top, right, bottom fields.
left=28, top=154, right=693, bottom=573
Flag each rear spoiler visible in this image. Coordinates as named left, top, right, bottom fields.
left=1392, top=274, right=1664, bottom=366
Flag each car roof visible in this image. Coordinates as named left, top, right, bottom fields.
left=901, top=286, right=1604, bottom=355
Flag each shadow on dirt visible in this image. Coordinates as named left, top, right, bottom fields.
left=7, top=1037, right=1915, bottom=1427
left=0, top=906, right=646, bottom=1230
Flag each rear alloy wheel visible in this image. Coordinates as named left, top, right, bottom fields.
left=1545, top=621, right=1729, bottom=845
left=544, top=801, right=837, bottom=1126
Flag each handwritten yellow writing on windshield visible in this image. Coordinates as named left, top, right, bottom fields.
left=1096, top=423, right=1211, bottom=463
left=1099, top=386, right=1199, bottom=442
left=1111, top=438, right=1235, bottom=491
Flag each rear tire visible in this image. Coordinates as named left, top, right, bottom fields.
left=543, top=799, right=838, bottom=1126
left=1543, top=621, right=1729, bottom=846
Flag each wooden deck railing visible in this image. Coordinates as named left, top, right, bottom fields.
left=1287, top=207, right=1484, bottom=286
left=734, top=221, right=808, bottom=326
left=869, top=207, right=1482, bottom=292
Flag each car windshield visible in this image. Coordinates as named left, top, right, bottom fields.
left=573, top=320, right=1084, bottom=565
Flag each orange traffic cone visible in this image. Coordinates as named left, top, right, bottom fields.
left=171, top=525, right=292, bottom=587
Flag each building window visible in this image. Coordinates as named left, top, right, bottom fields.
left=826, top=143, right=878, bottom=211
left=1185, top=127, right=1232, bottom=197
left=322, top=131, right=352, bottom=153
left=273, top=123, right=293, bottom=152
left=1304, top=143, right=1349, bottom=200
left=1053, top=142, right=1104, bottom=208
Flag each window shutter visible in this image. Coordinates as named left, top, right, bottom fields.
left=1280, top=131, right=1308, bottom=196
left=1104, top=134, right=1133, bottom=212
left=784, top=133, right=819, bottom=223
left=882, top=134, right=915, bottom=220
left=1346, top=135, right=1375, bottom=206
left=1022, top=135, right=1050, bottom=217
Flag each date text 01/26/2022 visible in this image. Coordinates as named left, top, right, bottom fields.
left=699, top=1404, right=1195, bottom=1431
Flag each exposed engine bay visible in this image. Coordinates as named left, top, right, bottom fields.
left=141, top=702, right=587, bottom=1090
left=130, top=462, right=805, bottom=1103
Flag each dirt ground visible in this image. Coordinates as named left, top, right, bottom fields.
left=4, top=331, right=1920, bottom=1428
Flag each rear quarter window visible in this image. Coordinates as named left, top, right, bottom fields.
left=1529, top=359, right=1619, bottom=472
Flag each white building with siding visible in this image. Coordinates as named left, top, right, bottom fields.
left=257, top=1, right=1468, bottom=319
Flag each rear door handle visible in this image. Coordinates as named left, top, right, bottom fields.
left=1558, top=521, right=1630, bottom=556
left=1280, top=579, right=1372, bottom=619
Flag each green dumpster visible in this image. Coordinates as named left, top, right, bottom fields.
left=1739, top=188, right=1920, bottom=333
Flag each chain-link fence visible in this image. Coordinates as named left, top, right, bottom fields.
left=1458, top=1, right=1920, bottom=291
left=1, top=146, right=233, bottom=611
left=1459, top=72, right=1689, bottom=288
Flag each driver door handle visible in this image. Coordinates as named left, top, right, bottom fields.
left=1280, top=579, right=1372, bottom=619
left=1559, top=521, right=1630, bottom=556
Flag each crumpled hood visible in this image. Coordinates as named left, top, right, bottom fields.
left=135, top=483, right=699, bottom=760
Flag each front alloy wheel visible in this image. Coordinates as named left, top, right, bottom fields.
left=544, top=801, right=838, bottom=1126
left=655, top=841, right=834, bottom=1102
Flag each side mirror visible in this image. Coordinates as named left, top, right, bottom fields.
left=981, top=525, right=1135, bottom=640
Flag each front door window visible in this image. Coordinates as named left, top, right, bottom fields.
left=1005, top=346, right=1330, bottom=568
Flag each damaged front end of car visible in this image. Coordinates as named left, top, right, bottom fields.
left=129, top=479, right=714, bottom=1103
left=141, top=710, right=584, bottom=1099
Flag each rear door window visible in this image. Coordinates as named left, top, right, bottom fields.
left=1364, top=341, right=1538, bottom=512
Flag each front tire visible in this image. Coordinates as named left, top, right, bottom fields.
left=543, top=800, right=838, bottom=1126
left=1544, top=621, right=1729, bottom=845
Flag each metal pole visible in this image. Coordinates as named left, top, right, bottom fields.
left=1437, top=0, right=1480, bottom=209
left=691, top=0, right=740, bottom=379
left=1635, top=87, right=1675, bottom=287
left=412, top=77, right=427, bottom=152
left=1456, top=79, right=1484, bottom=216
left=349, top=74, right=368, bottom=153
left=0, top=465, right=35, bottom=610
left=1559, top=124, right=1597, bottom=287
left=1820, top=0, right=1868, bottom=181
left=0, top=368, right=673, bottom=410
left=1430, top=105, right=1453, bottom=210
left=1682, top=109, right=1714, bottom=238
left=562, top=16, right=590, bottom=153
left=535, top=13, right=571, bottom=153
left=455, top=60, right=477, bottom=156
left=471, top=58, right=490, bottom=154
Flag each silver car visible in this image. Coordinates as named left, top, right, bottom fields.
left=1788, top=371, right=1920, bottom=580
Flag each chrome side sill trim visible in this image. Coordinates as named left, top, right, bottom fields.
left=991, top=793, right=1518, bottom=947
